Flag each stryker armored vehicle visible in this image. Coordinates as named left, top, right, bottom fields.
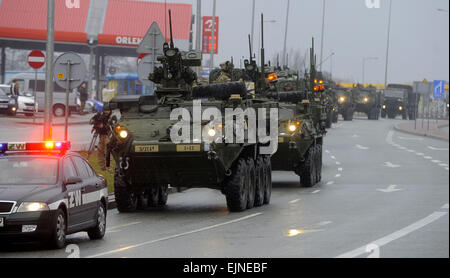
left=352, top=84, right=382, bottom=120
left=381, top=84, right=419, bottom=120
left=107, top=11, right=275, bottom=213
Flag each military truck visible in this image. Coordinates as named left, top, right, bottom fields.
left=381, top=84, right=419, bottom=120
left=107, top=11, right=275, bottom=213
left=352, top=84, right=382, bottom=120
left=334, top=85, right=355, bottom=121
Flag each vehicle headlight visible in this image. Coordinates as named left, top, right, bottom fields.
left=288, top=124, right=297, bottom=133
left=17, top=202, right=49, bottom=213
left=119, top=130, right=129, bottom=139
left=207, top=128, right=216, bottom=137
left=364, top=97, right=369, bottom=103
left=399, top=106, right=403, bottom=111
left=339, top=96, right=346, bottom=103
left=382, top=105, right=387, bottom=109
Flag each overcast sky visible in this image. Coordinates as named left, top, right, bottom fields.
left=149, top=0, right=449, bottom=84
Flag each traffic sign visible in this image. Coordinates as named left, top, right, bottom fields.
left=53, top=52, right=87, bottom=90
left=28, top=50, right=45, bottom=69
left=433, top=80, right=445, bottom=99
left=137, top=54, right=160, bottom=87
left=137, top=22, right=166, bottom=55
left=202, top=16, right=219, bottom=54
left=137, top=53, right=149, bottom=66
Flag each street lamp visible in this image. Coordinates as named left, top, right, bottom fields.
left=384, top=0, right=393, bottom=89
left=362, top=57, right=378, bottom=85
left=319, top=0, right=326, bottom=71
left=282, top=0, right=290, bottom=67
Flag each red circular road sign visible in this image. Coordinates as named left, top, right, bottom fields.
left=137, top=53, right=149, bottom=66
left=28, top=50, right=45, bottom=69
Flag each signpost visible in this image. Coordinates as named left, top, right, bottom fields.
left=53, top=52, right=87, bottom=141
left=28, top=50, right=45, bottom=123
left=137, top=22, right=165, bottom=93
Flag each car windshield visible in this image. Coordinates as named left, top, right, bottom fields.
left=0, top=157, right=59, bottom=185
left=0, top=87, right=8, bottom=97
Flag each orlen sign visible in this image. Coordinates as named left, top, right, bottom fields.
left=202, top=16, right=219, bottom=55
left=115, top=36, right=143, bottom=46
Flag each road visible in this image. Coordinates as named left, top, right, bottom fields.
left=0, top=118, right=448, bottom=258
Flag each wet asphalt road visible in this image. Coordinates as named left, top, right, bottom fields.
left=0, top=118, right=448, bottom=258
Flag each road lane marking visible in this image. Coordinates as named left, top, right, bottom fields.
left=317, top=221, right=333, bottom=226
left=336, top=162, right=341, bottom=165
left=338, top=168, right=343, bottom=172
left=424, top=156, right=433, bottom=160
left=325, top=150, right=330, bottom=154
left=407, top=149, right=415, bottom=153
left=439, top=163, right=448, bottom=167
left=289, top=199, right=301, bottom=204
left=336, top=211, right=448, bottom=258
left=377, top=184, right=402, bottom=193
left=335, top=174, right=341, bottom=178
left=428, top=146, right=449, bottom=151
left=351, top=134, right=360, bottom=138
left=384, top=162, right=401, bottom=168
left=431, top=160, right=442, bottom=164
left=326, top=181, right=335, bottom=185
left=331, top=156, right=336, bottom=160
left=311, top=190, right=321, bottom=194
left=86, top=213, right=263, bottom=258
left=107, top=222, right=142, bottom=231
left=399, top=147, right=407, bottom=150
left=442, top=204, right=449, bottom=210
left=398, top=136, right=424, bottom=141
left=415, top=153, right=424, bottom=156
left=356, top=144, right=370, bottom=150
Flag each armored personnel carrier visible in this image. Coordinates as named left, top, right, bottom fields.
left=334, top=86, right=355, bottom=121
left=352, top=84, right=382, bottom=120
left=107, top=11, right=275, bottom=213
left=381, top=84, right=418, bottom=120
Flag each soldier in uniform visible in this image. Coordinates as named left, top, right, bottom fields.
left=213, top=61, right=234, bottom=83
left=90, top=104, right=112, bottom=171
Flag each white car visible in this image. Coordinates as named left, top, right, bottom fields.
left=0, top=84, right=37, bottom=117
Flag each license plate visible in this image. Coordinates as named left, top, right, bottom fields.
left=176, top=145, right=201, bottom=152
left=0, top=217, right=4, bottom=228
left=135, top=145, right=159, bottom=153
left=278, top=137, right=285, bottom=143
left=0, top=104, right=7, bottom=108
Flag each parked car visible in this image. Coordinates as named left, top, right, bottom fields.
left=0, top=86, right=17, bottom=116
left=0, top=84, right=36, bottom=117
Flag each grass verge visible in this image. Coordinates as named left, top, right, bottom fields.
left=78, top=151, right=115, bottom=194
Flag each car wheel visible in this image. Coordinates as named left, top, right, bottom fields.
left=53, top=104, right=66, bottom=117
left=87, top=203, right=106, bottom=240
left=48, top=208, right=67, bottom=249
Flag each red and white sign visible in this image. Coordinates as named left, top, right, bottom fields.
left=28, top=50, right=45, bottom=69
left=137, top=53, right=149, bottom=66
left=202, top=16, right=219, bottom=55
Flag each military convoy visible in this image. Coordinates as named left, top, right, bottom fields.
left=381, top=84, right=418, bottom=120
left=352, top=84, right=382, bottom=120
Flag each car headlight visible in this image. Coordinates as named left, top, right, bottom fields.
left=207, top=128, right=216, bottom=137
left=17, top=202, right=49, bottom=213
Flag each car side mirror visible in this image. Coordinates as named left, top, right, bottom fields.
left=64, top=176, right=82, bottom=186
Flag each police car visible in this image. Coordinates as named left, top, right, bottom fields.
left=0, top=141, right=108, bottom=249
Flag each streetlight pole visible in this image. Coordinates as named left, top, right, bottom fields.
left=362, top=57, right=378, bottom=85
left=319, top=0, right=326, bottom=72
left=282, top=0, right=290, bottom=67
left=44, top=0, right=55, bottom=141
left=384, top=0, right=393, bottom=89
left=209, top=0, right=217, bottom=70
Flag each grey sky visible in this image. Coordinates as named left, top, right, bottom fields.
left=150, top=0, right=449, bottom=84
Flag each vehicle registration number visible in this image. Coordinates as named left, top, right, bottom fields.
left=135, top=145, right=159, bottom=153
left=176, top=145, right=201, bottom=152
left=0, top=218, right=4, bottom=228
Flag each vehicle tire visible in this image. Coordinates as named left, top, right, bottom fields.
left=299, top=144, right=316, bottom=188
left=53, top=104, right=66, bottom=117
left=158, top=184, right=169, bottom=207
left=225, top=158, right=248, bottom=212
left=114, top=169, right=138, bottom=213
left=325, top=110, right=332, bottom=128
left=316, top=143, right=323, bottom=183
left=137, top=190, right=149, bottom=210
left=147, top=186, right=160, bottom=207
left=246, top=159, right=256, bottom=209
left=48, top=208, right=67, bottom=249
left=254, top=157, right=265, bottom=207
left=332, top=111, right=338, bottom=123
left=263, top=156, right=272, bottom=205
left=343, top=108, right=353, bottom=121
left=381, top=110, right=387, bottom=118
left=87, top=203, right=107, bottom=240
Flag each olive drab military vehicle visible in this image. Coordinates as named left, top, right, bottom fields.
left=381, top=84, right=419, bottom=120
left=352, top=84, right=382, bottom=120
left=107, top=11, right=275, bottom=213
left=334, top=85, right=356, bottom=121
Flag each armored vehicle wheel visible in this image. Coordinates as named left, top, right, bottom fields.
left=325, top=110, right=333, bottom=128
left=246, top=159, right=256, bottom=209
left=137, top=190, right=149, bottom=210
left=114, top=169, right=138, bottom=213
left=263, top=156, right=272, bottom=205
left=402, top=111, right=408, bottom=120
left=381, top=110, right=387, bottom=118
left=225, top=158, right=249, bottom=212
left=343, top=108, right=353, bottom=121
left=300, top=145, right=317, bottom=188
left=315, top=143, right=323, bottom=183
left=158, top=184, right=169, bottom=206
left=147, top=186, right=160, bottom=207
left=254, top=157, right=265, bottom=207
left=332, top=111, right=339, bottom=123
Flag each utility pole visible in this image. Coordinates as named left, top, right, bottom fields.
left=44, top=0, right=55, bottom=140
left=384, top=0, right=393, bottom=89
left=319, top=0, right=326, bottom=72
left=209, top=0, right=217, bottom=70
left=251, top=0, right=256, bottom=51
left=282, top=0, right=290, bottom=67
left=196, top=0, right=202, bottom=51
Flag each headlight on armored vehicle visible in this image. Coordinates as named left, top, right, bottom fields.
left=399, top=106, right=403, bottom=111
left=288, top=125, right=297, bottom=132
left=338, top=96, right=346, bottom=103
left=207, top=128, right=216, bottom=137
left=116, top=126, right=129, bottom=140
left=382, top=105, right=387, bottom=110
left=17, top=202, right=49, bottom=213
left=363, top=97, right=369, bottom=103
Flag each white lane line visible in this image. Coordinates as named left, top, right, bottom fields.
left=325, top=150, right=330, bottom=154
left=428, top=146, right=449, bottom=151
left=336, top=211, right=448, bottom=258
left=398, top=147, right=407, bottom=150
left=439, top=163, right=448, bottom=167
left=335, top=174, right=342, bottom=178
left=336, top=162, right=341, bottom=165
left=377, top=184, right=403, bottom=193
left=384, top=162, right=401, bottom=168
left=415, top=153, right=424, bottom=156
left=86, top=213, right=262, bottom=258
left=289, top=199, right=301, bottom=204
left=431, top=160, right=442, bottom=164
left=356, top=144, right=370, bottom=150
left=398, top=136, right=424, bottom=141
left=311, top=190, right=321, bottom=194
left=338, top=168, right=343, bottom=172
left=331, top=156, right=336, bottom=160
left=407, top=149, right=415, bottom=153
left=442, top=204, right=449, bottom=210
left=317, top=221, right=333, bottom=226
left=424, top=156, right=433, bottom=160
left=326, top=181, right=335, bottom=185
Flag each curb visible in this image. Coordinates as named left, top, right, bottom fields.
left=394, top=123, right=449, bottom=142
left=106, top=187, right=184, bottom=211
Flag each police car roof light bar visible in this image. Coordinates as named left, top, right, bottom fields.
left=0, top=141, right=71, bottom=153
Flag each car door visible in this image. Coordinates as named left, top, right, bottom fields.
left=62, top=157, right=86, bottom=229
left=71, top=156, right=98, bottom=223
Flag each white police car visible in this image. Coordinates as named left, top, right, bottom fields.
left=0, top=141, right=108, bottom=249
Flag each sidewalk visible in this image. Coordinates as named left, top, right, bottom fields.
left=12, top=112, right=94, bottom=126
left=394, top=119, right=449, bottom=141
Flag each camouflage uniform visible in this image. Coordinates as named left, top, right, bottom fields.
left=213, top=61, right=234, bottom=83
